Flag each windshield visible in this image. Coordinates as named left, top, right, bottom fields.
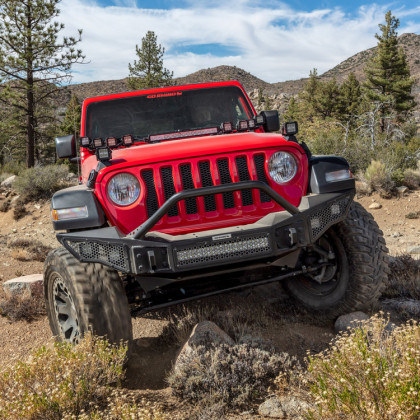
left=85, top=86, right=254, bottom=140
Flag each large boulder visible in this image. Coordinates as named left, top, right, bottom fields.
left=175, top=320, right=234, bottom=369
left=0, top=175, right=16, bottom=188
left=2, top=274, right=43, bottom=298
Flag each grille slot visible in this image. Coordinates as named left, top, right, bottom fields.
left=235, top=156, right=253, bottom=206
left=65, top=240, right=129, bottom=272
left=160, top=167, right=178, bottom=217
left=254, top=155, right=271, bottom=203
left=180, top=164, right=198, bottom=214
left=141, top=170, right=159, bottom=217
left=217, top=159, right=235, bottom=209
left=198, top=161, right=217, bottom=212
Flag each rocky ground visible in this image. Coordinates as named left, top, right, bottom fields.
left=0, top=186, right=419, bottom=418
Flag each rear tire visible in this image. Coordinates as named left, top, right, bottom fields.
left=284, top=202, right=389, bottom=319
left=44, top=247, right=133, bottom=347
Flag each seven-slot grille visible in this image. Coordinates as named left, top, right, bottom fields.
left=141, top=153, right=272, bottom=219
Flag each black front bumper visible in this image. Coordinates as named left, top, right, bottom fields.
left=57, top=181, right=354, bottom=275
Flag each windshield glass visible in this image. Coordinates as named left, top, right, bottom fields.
left=85, top=86, right=253, bottom=140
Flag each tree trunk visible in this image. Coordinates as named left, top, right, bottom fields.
left=26, top=80, right=35, bottom=168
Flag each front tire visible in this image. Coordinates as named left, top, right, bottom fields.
left=284, top=202, right=389, bottom=318
left=44, top=247, right=133, bottom=346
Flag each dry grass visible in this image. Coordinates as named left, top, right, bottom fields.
left=363, top=160, right=395, bottom=196
left=160, top=295, right=273, bottom=346
left=0, top=199, right=10, bottom=212
left=8, top=238, right=53, bottom=262
left=0, top=333, right=128, bottom=420
left=383, top=254, right=420, bottom=300
left=0, top=290, right=46, bottom=321
left=63, top=391, right=167, bottom=419
left=276, top=314, right=420, bottom=420
left=12, top=199, right=27, bottom=220
left=167, top=342, right=298, bottom=410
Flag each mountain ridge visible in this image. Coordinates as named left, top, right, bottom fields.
left=64, top=33, right=420, bottom=120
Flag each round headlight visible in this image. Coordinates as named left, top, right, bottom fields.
left=107, top=173, right=140, bottom=206
left=268, top=152, right=298, bottom=184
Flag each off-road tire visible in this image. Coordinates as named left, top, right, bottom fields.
left=44, top=247, right=133, bottom=347
left=284, top=202, right=389, bottom=319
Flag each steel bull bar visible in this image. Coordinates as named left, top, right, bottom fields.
left=57, top=181, right=354, bottom=275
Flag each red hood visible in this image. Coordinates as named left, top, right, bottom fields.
left=81, top=132, right=305, bottom=183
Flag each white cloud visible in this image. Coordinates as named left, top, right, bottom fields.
left=58, top=0, right=420, bottom=84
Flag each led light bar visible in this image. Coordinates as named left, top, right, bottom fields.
left=176, top=235, right=271, bottom=266
left=52, top=206, right=88, bottom=221
left=122, top=135, right=134, bottom=146
left=106, top=137, right=118, bottom=147
left=248, top=119, right=256, bottom=129
left=93, top=138, right=103, bottom=148
left=150, top=127, right=218, bottom=142
left=80, top=137, right=90, bottom=147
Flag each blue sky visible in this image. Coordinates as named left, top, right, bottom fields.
left=59, top=0, right=420, bottom=84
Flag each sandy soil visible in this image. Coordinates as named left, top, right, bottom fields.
left=0, top=187, right=419, bottom=418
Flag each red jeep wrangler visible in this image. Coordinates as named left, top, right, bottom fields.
left=44, top=81, right=388, bottom=346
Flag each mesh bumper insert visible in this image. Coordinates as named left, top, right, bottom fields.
left=64, top=239, right=130, bottom=272
left=309, top=195, right=352, bottom=240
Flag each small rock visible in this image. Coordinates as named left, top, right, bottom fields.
left=21, top=226, right=26, bottom=230
left=396, top=186, right=408, bottom=195
left=258, top=396, right=310, bottom=418
left=34, top=204, right=41, bottom=210
left=369, top=202, right=382, bottom=209
left=2, top=274, right=44, bottom=298
left=407, top=246, right=420, bottom=254
left=11, top=228, right=17, bottom=233
left=391, top=231, right=402, bottom=238
left=334, top=311, right=369, bottom=333
left=0, top=175, right=16, bottom=188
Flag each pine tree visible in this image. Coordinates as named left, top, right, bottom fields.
left=363, top=10, right=416, bottom=131
left=127, top=31, right=173, bottom=90
left=337, top=72, right=363, bottom=122
left=317, top=78, right=340, bottom=119
left=0, top=0, right=85, bottom=168
left=284, top=96, right=299, bottom=122
left=60, top=94, right=81, bottom=137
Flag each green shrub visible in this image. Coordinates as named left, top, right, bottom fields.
left=403, top=168, right=420, bottom=189
left=0, top=334, right=127, bottom=419
left=14, top=164, right=71, bottom=201
left=305, top=314, right=420, bottom=420
left=167, top=343, right=298, bottom=409
left=364, top=160, right=394, bottom=195
left=0, top=160, right=25, bottom=175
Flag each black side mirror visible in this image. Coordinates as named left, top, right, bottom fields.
left=260, top=110, right=280, bottom=132
left=55, top=135, right=76, bottom=159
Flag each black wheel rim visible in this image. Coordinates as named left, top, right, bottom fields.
left=52, top=275, right=80, bottom=344
left=299, top=231, right=345, bottom=296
